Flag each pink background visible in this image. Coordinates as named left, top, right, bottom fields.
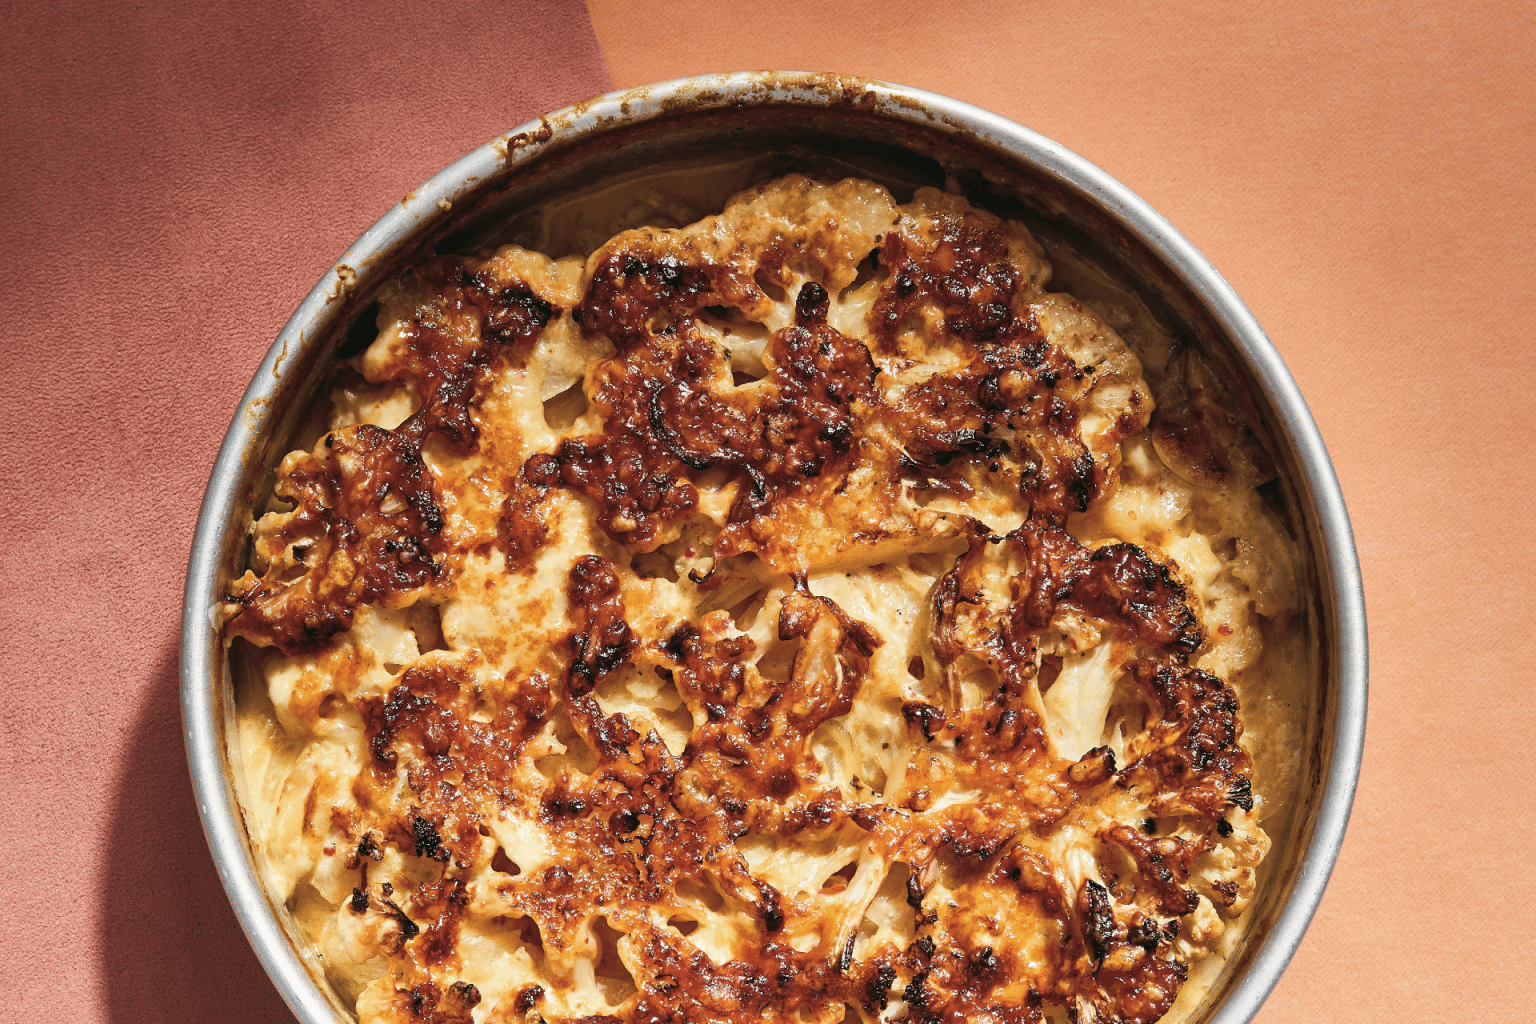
left=3, top=1, right=1530, bottom=1020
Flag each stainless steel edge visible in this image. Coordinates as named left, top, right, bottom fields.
left=183, top=71, right=1368, bottom=1024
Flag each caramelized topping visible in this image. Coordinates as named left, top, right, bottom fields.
left=226, top=177, right=1279, bottom=1024
left=226, top=424, right=447, bottom=652
left=528, top=277, right=879, bottom=556
left=226, top=253, right=565, bottom=653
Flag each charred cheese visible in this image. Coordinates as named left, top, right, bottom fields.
left=223, top=175, right=1300, bottom=1024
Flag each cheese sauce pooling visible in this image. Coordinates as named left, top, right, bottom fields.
left=224, top=176, right=1300, bottom=1024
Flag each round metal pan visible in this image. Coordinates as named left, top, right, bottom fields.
left=182, top=71, right=1367, bottom=1024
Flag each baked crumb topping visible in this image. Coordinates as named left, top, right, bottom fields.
left=224, top=175, right=1298, bottom=1024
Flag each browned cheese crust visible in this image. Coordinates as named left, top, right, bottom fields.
left=224, top=176, right=1286, bottom=1024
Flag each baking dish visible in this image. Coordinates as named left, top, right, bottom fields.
left=181, top=71, right=1366, bottom=1024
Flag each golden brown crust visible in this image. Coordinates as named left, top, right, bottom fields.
left=225, top=424, right=449, bottom=652
left=225, top=176, right=1283, bottom=1024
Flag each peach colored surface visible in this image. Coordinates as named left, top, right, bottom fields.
left=3, top=0, right=1530, bottom=1020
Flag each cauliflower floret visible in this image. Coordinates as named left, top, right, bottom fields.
left=1189, top=810, right=1271, bottom=917
left=1043, top=642, right=1123, bottom=761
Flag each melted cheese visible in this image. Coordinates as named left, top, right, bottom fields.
left=225, top=176, right=1301, bottom=1024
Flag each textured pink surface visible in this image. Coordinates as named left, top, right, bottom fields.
left=0, top=2, right=608, bottom=1018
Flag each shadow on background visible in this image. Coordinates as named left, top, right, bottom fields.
left=102, top=643, right=295, bottom=1023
